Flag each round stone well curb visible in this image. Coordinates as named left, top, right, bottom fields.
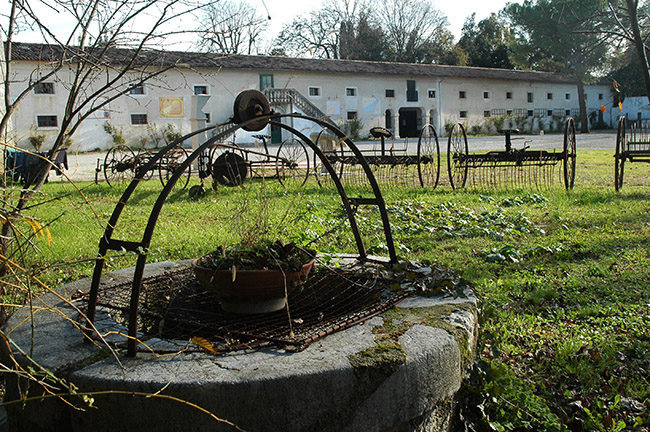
left=1, top=260, right=478, bottom=432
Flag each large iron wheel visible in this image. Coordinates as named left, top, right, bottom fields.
left=133, top=153, right=155, bottom=181
left=208, top=141, right=239, bottom=174
left=312, top=129, right=340, bottom=185
left=212, top=151, right=248, bottom=187
left=615, top=116, right=626, bottom=192
left=417, top=124, right=440, bottom=188
left=104, top=144, right=136, bottom=186
left=276, top=138, right=310, bottom=188
left=159, top=144, right=191, bottom=189
left=447, top=123, right=469, bottom=189
left=563, top=117, right=577, bottom=190
left=208, top=142, right=245, bottom=186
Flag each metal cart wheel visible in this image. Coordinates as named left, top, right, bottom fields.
left=417, top=124, right=440, bottom=188
left=159, top=144, right=191, bottom=189
left=104, top=144, right=136, bottom=186
left=133, top=153, right=154, bottom=181
left=276, top=138, right=310, bottom=188
left=447, top=123, right=469, bottom=189
left=563, top=117, right=577, bottom=190
left=312, top=129, right=325, bottom=186
left=212, top=151, right=248, bottom=187
left=208, top=142, right=241, bottom=173
left=615, top=117, right=626, bottom=192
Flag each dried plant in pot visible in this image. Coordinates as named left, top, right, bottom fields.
left=192, top=240, right=316, bottom=314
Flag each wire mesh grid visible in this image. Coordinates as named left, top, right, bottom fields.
left=79, top=263, right=413, bottom=354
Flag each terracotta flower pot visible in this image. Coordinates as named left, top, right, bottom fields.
left=192, top=258, right=315, bottom=314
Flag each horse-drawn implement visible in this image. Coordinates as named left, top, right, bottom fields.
left=201, top=134, right=309, bottom=189
left=97, top=143, right=191, bottom=188
left=314, top=125, right=440, bottom=189
left=614, top=116, right=650, bottom=191
left=447, top=118, right=577, bottom=190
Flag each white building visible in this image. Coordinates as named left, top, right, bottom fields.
left=7, top=42, right=613, bottom=152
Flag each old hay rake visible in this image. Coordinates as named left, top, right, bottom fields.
left=314, top=125, right=440, bottom=189
left=614, top=116, right=650, bottom=191
left=447, top=118, right=577, bottom=190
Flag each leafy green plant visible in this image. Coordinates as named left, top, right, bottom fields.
left=28, top=131, right=45, bottom=152
left=346, top=118, right=364, bottom=141
left=196, top=240, right=314, bottom=271
left=103, top=122, right=125, bottom=146
left=162, top=123, right=183, bottom=144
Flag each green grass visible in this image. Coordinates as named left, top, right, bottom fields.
left=5, top=149, right=650, bottom=430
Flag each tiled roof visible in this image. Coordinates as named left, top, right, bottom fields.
left=9, top=42, right=576, bottom=84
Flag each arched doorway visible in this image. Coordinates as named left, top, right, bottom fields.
left=385, top=109, right=393, bottom=133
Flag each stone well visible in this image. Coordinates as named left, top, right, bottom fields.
left=1, top=260, right=477, bottom=432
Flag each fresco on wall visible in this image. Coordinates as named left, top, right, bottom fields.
left=326, top=100, right=340, bottom=116
left=362, top=98, right=381, bottom=114
left=160, top=97, right=185, bottom=118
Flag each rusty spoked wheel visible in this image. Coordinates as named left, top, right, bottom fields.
left=563, top=117, right=577, bottom=190
left=104, top=144, right=136, bottom=186
left=276, top=138, right=310, bottom=188
left=312, top=129, right=340, bottom=186
left=417, top=124, right=440, bottom=188
left=447, top=123, right=469, bottom=189
left=615, top=116, right=626, bottom=192
left=159, top=144, right=191, bottom=189
left=212, top=151, right=248, bottom=187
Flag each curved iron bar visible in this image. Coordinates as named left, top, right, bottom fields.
left=271, top=120, right=395, bottom=263
left=86, top=124, right=218, bottom=335
left=280, top=113, right=397, bottom=263
left=86, top=112, right=397, bottom=356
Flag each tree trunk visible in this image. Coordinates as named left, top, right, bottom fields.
left=627, top=0, right=650, bottom=104
left=577, top=77, right=589, bottom=133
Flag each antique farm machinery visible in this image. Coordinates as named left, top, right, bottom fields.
left=97, top=142, right=191, bottom=188
left=313, top=125, right=441, bottom=189
left=614, top=116, right=650, bottom=191
left=447, top=118, right=577, bottom=190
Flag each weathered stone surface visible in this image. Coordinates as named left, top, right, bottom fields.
left=1, top=261, right=478, bottom=432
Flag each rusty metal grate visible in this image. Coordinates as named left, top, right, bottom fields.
left=79, top=263, right=413, bottom=354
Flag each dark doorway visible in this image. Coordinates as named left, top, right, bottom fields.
left=399, top=108, right=419, bottom=138
left=271, top=123, right=282, bottom=144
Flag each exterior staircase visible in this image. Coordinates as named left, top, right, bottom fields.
left=263, top=88, right=337, bottom=127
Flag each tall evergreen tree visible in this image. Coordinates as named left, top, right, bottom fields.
left=458, top=13, right=514, bottom=69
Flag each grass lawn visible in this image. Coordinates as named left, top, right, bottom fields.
left=4, top=149, right=650, bottom=431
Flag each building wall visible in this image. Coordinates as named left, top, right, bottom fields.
left=8, top=59, right=613, bottom=152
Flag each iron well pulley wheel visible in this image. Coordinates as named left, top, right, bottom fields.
left=232, top=90, right=271, bottom=132
left=417, top=124, right=440, bottom=188
left=447, top=123, right=469, bottom=189
left=563, top=117, right=577, bottom=190
left=615, top=116, right=626, bottom=192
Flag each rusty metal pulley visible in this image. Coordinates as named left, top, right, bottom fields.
left=232, top=90, right=271, bottom=132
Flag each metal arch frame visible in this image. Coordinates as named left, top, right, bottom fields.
left=85, top=111, right=397, bottom=357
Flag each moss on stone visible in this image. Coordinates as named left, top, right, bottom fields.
left=380, top=302, right=477, bottom=370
